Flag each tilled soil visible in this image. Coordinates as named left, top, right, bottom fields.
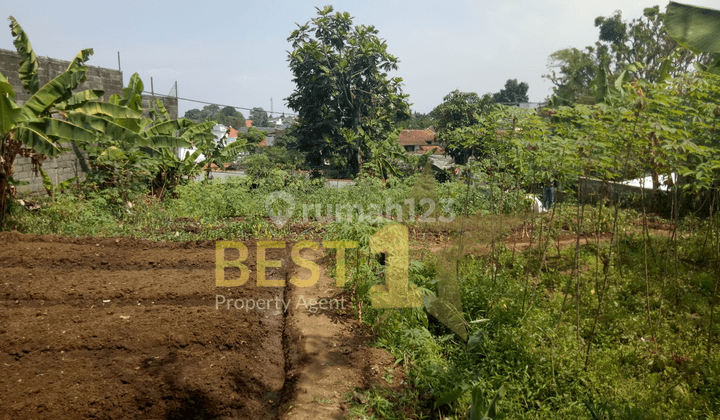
left=0, top=232, right=291, bottom=419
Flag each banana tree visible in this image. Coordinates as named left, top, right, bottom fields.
left=67, top=75, right=205, bottom=201
left=143, top=106, right=220, bottom=196
left=197, top=126, right=248, bottom=181
left=124, top=97, right=246, bottom=192
left=0, top=17, right=100, bottom=227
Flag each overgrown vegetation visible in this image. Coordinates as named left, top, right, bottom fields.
left=6, top=4, right=720, bottom=419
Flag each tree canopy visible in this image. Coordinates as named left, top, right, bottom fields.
left=431, top=90, right=495, bottom=164
left=544, top=47, right=599, bottom=106
left=431, top=90, right=494, bottom=133
left=184, top=104, right=245, bottom=128
left=593, top=6, right=700, bottom=82
left=244, top=126, right=266, bottom=144
left=249, top=107, right=269, bottom=127
left=492, top=79, right=529, bottom=104
left=285, top=5, right=410, bottom=174
left=544, top=5, right=707, bottom=106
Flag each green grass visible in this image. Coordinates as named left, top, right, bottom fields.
left=331, top=203, right=720, bottom=419
left=8, top=176, right=720, bottom=419
left=7, top=173, right=532, bottom=242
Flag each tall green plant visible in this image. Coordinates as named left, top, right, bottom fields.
left=1, top=17, right=100, bottom=227
left=74, top=77, right=218, bottom=201
left=197, top=127, right=247, bottom=181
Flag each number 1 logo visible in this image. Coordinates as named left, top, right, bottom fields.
left=368, top=223, right=423, bottom=308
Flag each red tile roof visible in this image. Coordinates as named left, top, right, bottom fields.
left=228, top=127, right=238, bottom=138
left=203, top=163, right=231, bottom=170
left=258, top=139, right=267, bottom=147
left=245, top=120, right=253, bottom=127
left=398, top=129, right=436, bottom=146
left=419, top=145, right=445, bottom=155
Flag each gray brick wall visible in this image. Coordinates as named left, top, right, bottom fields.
left=12, top=144, right=90, bottom=193
left=0, top=48, right=124, bottom=105
left=142, top=95, right=179, bottom=120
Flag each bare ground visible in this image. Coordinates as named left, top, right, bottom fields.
left=0, top=232, right=403, bottom=419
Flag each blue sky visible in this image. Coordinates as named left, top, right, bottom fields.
left=3, top=1, right=719, bottom=117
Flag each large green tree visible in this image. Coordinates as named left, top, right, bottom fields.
left=431, top=90, right=494, bottom=132
left=544, top=47, right=599, bottom=106
left=183, top=104, right=219, bottom=121
left=545, top=5, right=706, bottom=106
left=249, top=107, right=269, bottom=127
left=594, top=6, right=701, bottom=81
left=184, top=104, right=245, bottom=128
left=492, top=79, right=529, bottom=104
left=285, top=6, right=410, bottom=174
left=430, top=90, right=495, bottom=164
left=218, top=106, right=245, bottom=128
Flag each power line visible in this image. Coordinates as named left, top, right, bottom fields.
left=142, top=91, right=296, bottom=117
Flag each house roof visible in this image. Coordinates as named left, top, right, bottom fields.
left=419, top=145, right=445, bottom=155
left=398, top=129, right=436, bottom=146
left=245, top=120, right=253, bottom=127
left=228, top=127, right=238, bottom=138
left=258, top=139, right=267, bottom=147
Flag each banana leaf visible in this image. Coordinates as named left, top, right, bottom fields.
left=0, top=72, right=17, bottom=99
left=19, top=68, right=88, bottom=119
left=73, top=101, right=143, bottom=119
left=14, top=125, right=63, bottom=157
left=152, top=99, right=170, bottom=122
left=145, top=135, right=191, bottom=148
left=666, top=2, right=720, bottom=54
left=67, top=113, right=147, bottom=146
left=0, top=94, right=19, bottom=135
left=8, top=16, right=38, bottom=94
left=65, top=48, right=93, bottom=72
left=145, top=118, right=194, bottom=136
left=17, top=118, right=98, bottom=155
left=56, top=90, right=104, bottom=109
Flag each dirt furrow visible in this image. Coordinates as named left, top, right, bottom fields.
left=0, top=234, right=289, bottom=419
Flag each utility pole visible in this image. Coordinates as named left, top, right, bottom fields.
left=270, top=97, right=273, bottom=115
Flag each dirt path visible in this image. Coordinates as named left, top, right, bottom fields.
left=278, top=248, right=405, bottom=419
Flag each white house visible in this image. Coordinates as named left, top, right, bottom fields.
left=176, top=124, right=240, bottom=162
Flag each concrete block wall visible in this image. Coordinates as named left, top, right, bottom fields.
left=13, top=144, right=90, bottom=193
left=0, top=49, right=124, bottom=105
left=142, top=95, right=179, bottom=120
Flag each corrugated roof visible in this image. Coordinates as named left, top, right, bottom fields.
left=429, top=155, right=454, bottom=170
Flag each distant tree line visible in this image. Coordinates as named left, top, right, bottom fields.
left=183, top=105, right=272, bottom=128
